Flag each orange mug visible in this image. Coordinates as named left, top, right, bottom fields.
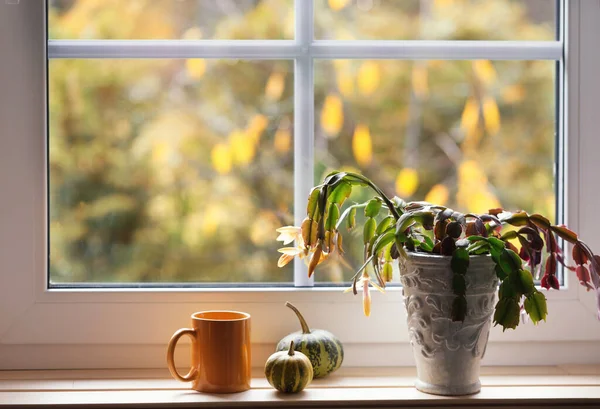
left=167, top=311, right=252, bottom=393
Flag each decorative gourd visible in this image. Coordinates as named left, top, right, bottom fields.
left=265, top=341, right=313, bottom=393
left=276, top=302, right=344, bottom=378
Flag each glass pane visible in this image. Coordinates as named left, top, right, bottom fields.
left=48, top=0, right=293, bottom=40
left=313, top=59, right=555, bottom=283
left=315, top=0, right=556, bottom=41
left=49, top=59, right=294, bottom=284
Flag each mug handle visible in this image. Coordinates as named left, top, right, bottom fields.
left=167, top=328, right=198, bottom=382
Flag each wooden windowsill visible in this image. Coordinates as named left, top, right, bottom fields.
left=1, top=365, right=600, bottom=408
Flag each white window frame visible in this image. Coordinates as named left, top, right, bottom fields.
left=1, top=0, right=600, bottom=370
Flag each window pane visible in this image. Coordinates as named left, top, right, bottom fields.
left=313, top=59, right=555, bottom=283
left=49, top=59, right=294, bottom=284
left=315, top=0, right=556, bottom=41
left=48, top=0, right=293, bottom=40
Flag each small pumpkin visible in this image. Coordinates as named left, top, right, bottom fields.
left=265, top=340, right=313, bottom=393
left=276, top=302, right=344, bottom=378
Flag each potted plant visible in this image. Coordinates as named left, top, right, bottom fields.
left=276, top=170, right=600, bottom=396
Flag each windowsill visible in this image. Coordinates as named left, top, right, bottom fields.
left=1, top=366, right=599, bottom=408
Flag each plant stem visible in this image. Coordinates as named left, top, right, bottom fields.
left=350, top=254, right=375, bottom=283
left=343, top=173, right=401, bottom=220
left=288, top=340, right=295, bottom=356
left=335, top=202, right=367, bottom=231
left=285, top=302, right=311, bottom=334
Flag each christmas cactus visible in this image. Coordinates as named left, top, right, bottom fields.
left=276, top=171, right=600, bottom=331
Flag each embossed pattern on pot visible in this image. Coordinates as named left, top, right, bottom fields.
left=400, top=252, right=498, bottom=396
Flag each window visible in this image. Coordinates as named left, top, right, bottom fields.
left=1, top=0, right=600, bottom=370
left=47, top=0, right=557, bottom=287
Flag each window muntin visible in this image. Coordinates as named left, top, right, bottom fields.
left=47, top=0, right=561, bottom=286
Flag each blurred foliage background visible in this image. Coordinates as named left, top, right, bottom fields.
left=48, top=0, right=556, bottom=284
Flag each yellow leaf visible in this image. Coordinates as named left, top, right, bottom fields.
left=473, top=60, right=497, bottom=87
left=274, top=128, right=292, bottom=154
left=333, top=59, right=350, bottom=73
left=182, top=26, right=203, bottom=40
left=211, top=143, right=232, bottom=175
left=320, top=95, right=344, bottom=137
left=502, top=84, right=525, bottom=104
left=151, top=141, right=170, bottom=165
left=186, top=59, right=206, bottom=79
left=358, top=61, right=380, bottom=95
left=424, top=184, right=449, bottom=206
left=229, top=130, right=255, bottom=165
left=265, top=71, right=285, bottom=101
left=352, top=124, right=373, bottom=167
left=395, top=168, right=419, bottom=198
left=337, top=71, right=355, bottom=97
left=434, top=0, right=455, bottom=9
left=328, top=0, right=350, bottom=11
left=247, top=114, right=269, bottom=144
left=482, top=97, right=501, bottom=135
left=412, top=65, right=429, bottom=99
left=457, top=160, right=501, bottom=213
left=460, top=97, right=480, bottom=139
left=202, top=205, right=222, bottom=236
left=467, top=190, right=501, bottom=214
left=458, top=160, right=487, bottom=187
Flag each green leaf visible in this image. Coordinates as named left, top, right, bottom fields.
left=489, top=245, right=502, bottom=260
left=347, top=207, right=357, bottom=230
left=550, top=225, right=578, bottom=243
left=363, top=217, right=377, bottom=245
left=498, top=279, right=518, bottom=300
left=504, top=211, right=529, bottom=227
left=524, top=292, right=548, bottom=324
left=382, top=262, right=393, bottom=282
left=325, top=203, right=340, bottom=231
left=306, top=188, right=321, bottom=219
left=495, top=264, right=507, bottom=280
left=451, top=296, right=468, bottom=322
left=419, top=235, right=434, bottom=252
left=487, top=237, right=505, bottom=251
left=500, top=231, right=519, bottom=241
left=396, top=213, right=415, bottom=235
left=466, top=235, right=487, bottom=242
left=452, top=274, right=466, bottom=296
left=365, top=198, right=383, bottom=218
left=507, top=249, right=523, bottom=269
left=493, top=298, right=521, bottom=331
left=376, top=216, right=394, bottom=235
left=373, top=230, right=396, bottom=257
left=451, top=248, right=470, bottom=275
left=301, top=218, right=318, bottom=247
left=519, top=269, right=535, bottom=295
left=468, top=242, right=490, bottom=255
left=498, top=249, right=521, bottom=275
left=329, top=182, right=352, bottom=205
left=529, top=213, right=551, bottom=230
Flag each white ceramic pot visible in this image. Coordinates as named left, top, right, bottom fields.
left=400, top=252, right=498, bottom=396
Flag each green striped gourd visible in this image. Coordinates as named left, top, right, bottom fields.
left=265, top=341, right=313, bottom=393
left=275, top=302, right=344, bottom=378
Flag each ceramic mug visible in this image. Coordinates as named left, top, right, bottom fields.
left=167, top=310, right=252, bottom=393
